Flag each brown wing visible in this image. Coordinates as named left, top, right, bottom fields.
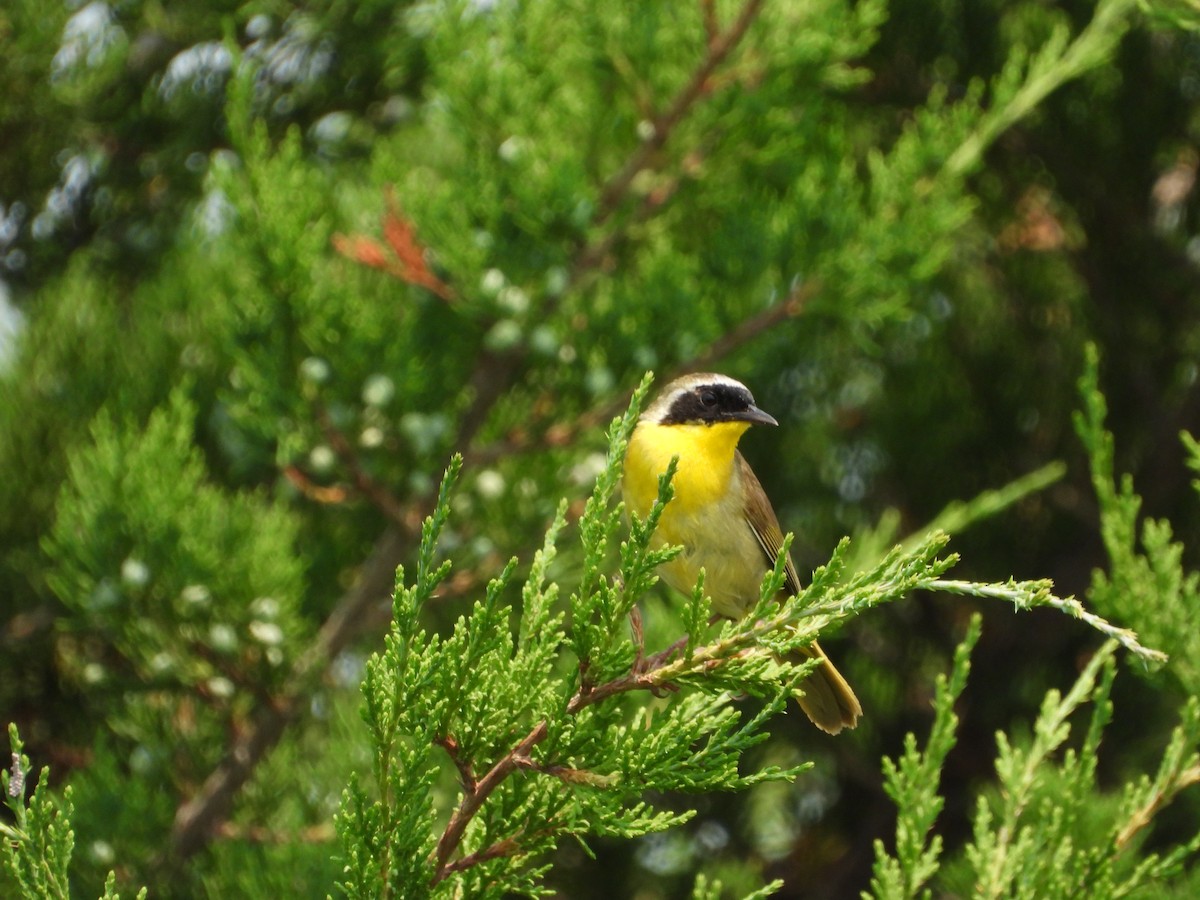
left=736, top=452, right=802, bottom=598
left=737, top=452, right=862, bottom=733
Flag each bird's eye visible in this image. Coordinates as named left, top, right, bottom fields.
left=699, top=390, right=717, bottom=407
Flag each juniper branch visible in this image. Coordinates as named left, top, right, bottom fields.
left=973, top=643, right=1119, bottom=900
left=927, top=578, right=1166, bottom=664
left=1115, top=765, right=1200, bottom=850
left=944, top=0, right=1136, bottom=179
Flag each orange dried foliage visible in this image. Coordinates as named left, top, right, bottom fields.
left=284, top=465, right=350, bottom=505
left=332, top=192, right=455, bottom=301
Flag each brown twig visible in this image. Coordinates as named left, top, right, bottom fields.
left=282, top=466, right=350, bottom=505
left=438, top=836, right=523, bottom=878
left=314, top=404, right=415, bottom=529
left=429, top=633, right=695, bottom=882
left=435, top=734, right=478, bottom=793
left=431, top=723, right=549, bottom=879
left=1114, top=764, right=1200, bottom=850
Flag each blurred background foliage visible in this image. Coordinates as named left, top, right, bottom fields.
left=3, top=0, right=1200, bottom=896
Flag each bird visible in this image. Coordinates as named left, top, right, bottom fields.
left=621, top=372, right=861, bottom=734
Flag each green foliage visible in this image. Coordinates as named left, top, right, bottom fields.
left=5, top=0, right=1200, bottom=896
left=869, top=637, right=1200, bottom=899
left=862, top=346, right=1200, bottom=900
left=334, top=380, right=1170, bottom=896
left=946, top=649, right=1200, bottom=898
left=336, top=381, right=811, bottom=897
left=44, top=390, right=308, bottom=779
left=2, top=724, right=146, bottom=900
left=1074, top=344, right=1200, bottom=693
left=869, top=615, right=981, bottom=899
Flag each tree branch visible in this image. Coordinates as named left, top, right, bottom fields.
left=593, top=0, right=764, bottom=225
left=314, top=404, right=414, bottom=528
left=431, top=723, right=549, bottom=879
left=428, top=632, right=701, bottom=882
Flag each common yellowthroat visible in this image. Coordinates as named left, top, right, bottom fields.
left=622, top=373, right=861, bottom=734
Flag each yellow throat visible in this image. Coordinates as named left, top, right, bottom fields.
left=624, top=420, right=750, bottom=522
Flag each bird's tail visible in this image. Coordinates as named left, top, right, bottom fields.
left=792, top=641, right=861, bottom=735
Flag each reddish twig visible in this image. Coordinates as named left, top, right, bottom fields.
left=282, top=466, right=351, bottom=505
left=435, top=734, right=478, bottom=793
left=332, top=193, right=455, bottom=302
left=438, top=836, right=523, bottom=879
left=313, top=404, right=416, bottom=529
left=431, top=724, right=549, bottom=880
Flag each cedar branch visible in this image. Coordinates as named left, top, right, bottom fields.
left=428, top=633, right=695, bottom=881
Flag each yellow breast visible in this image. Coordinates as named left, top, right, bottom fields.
left=623, top=420, right=767, bottom=619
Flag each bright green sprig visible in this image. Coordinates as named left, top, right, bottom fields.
left=620, top=457, right=682, bottom=605
left=692, top=872, right=784, bottom=900
left=568, top=373, right=654, bottom=679
left=868, top=615, right=982, bottom=900
left=414, top=454, right=464, bottom=605
left=681, top=571, right=711, bottom=659
left=1074, top=345, right=1197, bottom=685
left=513, top=501, right=570, bottom=706
left=966, top=643, right=1120, bottom=899
left=2, top=724, right=145, bottom=900
left=2, top=725, right=72, bottom=900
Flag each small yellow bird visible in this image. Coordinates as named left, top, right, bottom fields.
left=622, top=373, right=861, bottom=734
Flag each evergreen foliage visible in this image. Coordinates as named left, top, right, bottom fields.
left=2, top=724, right=146, bottom=900
left=5, top=0, right=1200, bottom=896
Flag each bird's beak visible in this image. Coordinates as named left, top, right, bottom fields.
left=736, top=405, right=779, bottom=427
